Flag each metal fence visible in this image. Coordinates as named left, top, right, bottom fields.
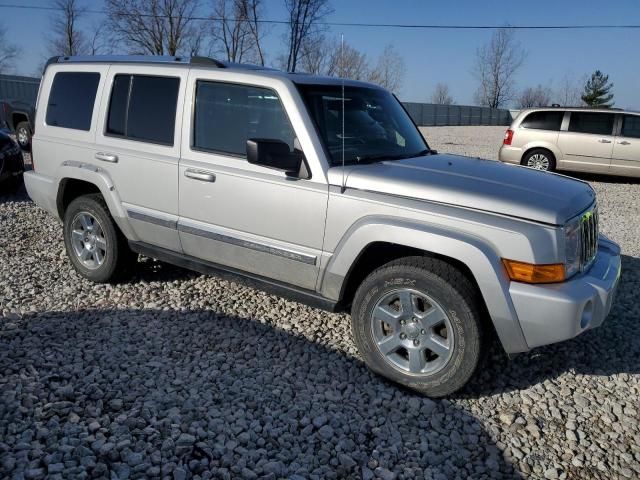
left=0, top=74, right=40, bottom=104
left=402, top=102, right=512, bottom=126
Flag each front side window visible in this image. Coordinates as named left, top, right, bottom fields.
left=621, top=115, right=640, bottom=138
left=193, top=81, right=295, bottom=156
left=298, top=84, right=429, bottom=165
left=106, top=74, right=179, bottom=145
left=521, top=111, right=563, bottom=131
left=568, top=112, right=615, bottom=135
left=46, top=72, right=100, bottom=130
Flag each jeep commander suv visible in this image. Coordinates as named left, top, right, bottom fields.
left=24, top=56, right=621, bottom=396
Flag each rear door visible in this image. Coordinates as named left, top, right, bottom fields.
left=611, top=114, right=640, bottom=176
left=94, top=65, right=188, bottom=252
left=557, top=111, right=615, bottom=172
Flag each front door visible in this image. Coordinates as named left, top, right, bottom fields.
left=611, top=114, right=640, bottom=176
left=177, top=73, right=328, bottom=291
left=557, top=111, right=615, bottom=173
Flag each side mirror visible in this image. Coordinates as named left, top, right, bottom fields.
left=246, top=138, right=308, bottom=178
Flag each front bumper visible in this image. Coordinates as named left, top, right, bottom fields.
left=509, top=235, right=621, bottom=350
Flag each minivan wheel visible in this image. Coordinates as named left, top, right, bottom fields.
left=15, top=122, right=32, bottom=151
left=522, top=148, right=555, bottom=171
left=63, top=194, right=134, bottom=283
left=351, top=256, right=483, bottom=397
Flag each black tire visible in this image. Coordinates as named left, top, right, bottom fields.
left=15, top=122, right=32, bottom=152
left=351, top=256, right=483, bottom=397
left=521, top=148, right=556, bottom=172
left=63, top=194, right=135, bottom=283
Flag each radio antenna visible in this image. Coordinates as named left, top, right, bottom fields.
left=340, top=33, right=346, bottom=193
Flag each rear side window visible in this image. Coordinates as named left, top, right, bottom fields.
left=568, top=112, right=615, bottom=135
left=521, top=111, right=563, bottom=131
left=46, top=72, right=100, bottom=130
left=193, top=81, right=295, bottom=156
left=106, top=74, right=180, bottom=145
left=621, top=115, right=640, bottom=138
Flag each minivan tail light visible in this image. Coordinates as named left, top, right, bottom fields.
left=503, top=129, right=514, bottom=146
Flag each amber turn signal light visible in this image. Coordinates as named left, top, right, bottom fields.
left=502, top=259, right=565, bottom=284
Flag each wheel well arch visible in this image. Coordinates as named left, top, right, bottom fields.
left=521, top=146, right=556, bottom=165
left=11, top=112, right=29, bottom=129
left=56, top=178, right=102, bottom=218
left=338, top=241, right=483, bottom=311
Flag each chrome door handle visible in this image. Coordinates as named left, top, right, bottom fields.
left=184, top=169, right=216, bottom=182
left=598, top=139, right=612, bottom=144
left=95, top=152, right=118, bottom=163
left=618, top=140, right=631, bottom=145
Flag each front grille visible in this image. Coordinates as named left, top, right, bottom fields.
left=580, top=206, right=598, bottom=270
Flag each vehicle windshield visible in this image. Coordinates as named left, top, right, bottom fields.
left=297, top=84, right=430, bottom=165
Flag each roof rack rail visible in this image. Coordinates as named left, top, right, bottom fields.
left=190, top=56, right=227, bottom=68
left=47, top=55, right=227, bottom=68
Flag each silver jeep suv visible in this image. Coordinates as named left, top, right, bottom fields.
left=25, top=56, right=621, bottom=396
left=499, top=107, right=640, bottom=177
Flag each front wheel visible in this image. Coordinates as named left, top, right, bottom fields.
left=351, top=257, right=483, bottom=397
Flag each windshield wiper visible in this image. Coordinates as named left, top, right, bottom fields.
left=355, top=149, right=432, bottom=164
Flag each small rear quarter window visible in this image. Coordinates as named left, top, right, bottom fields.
left=521, top=111, right=564, bottom=131
left=46, top=72, right=100, bottom=131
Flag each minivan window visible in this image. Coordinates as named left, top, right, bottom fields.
left=46, top=72, right=100, bottom=131
left=521, top=111, right=563, bottom=131
left=193, top=81, right=295, bottom=156
left=106, top=74, right=180, bottom=145
left=621, top=115, right=640, bottom=138
left=568, top=112, right=615, bottom=135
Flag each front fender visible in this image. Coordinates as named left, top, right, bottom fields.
left=321, top=216, right=529, bottom=354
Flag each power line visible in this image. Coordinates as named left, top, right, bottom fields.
left=1, top=3, right=640, bottom=29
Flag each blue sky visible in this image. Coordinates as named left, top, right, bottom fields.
left=2, top=0, right=639, bottom=108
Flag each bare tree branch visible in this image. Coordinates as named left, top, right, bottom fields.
left=283, top=0, right=332, bottom=72
left=49, top=0, right=87, bottom=56
left=554, top=73, right=586, bottom=107
left=300, top=36, right=368, bottom=80
left=431, top=83, right=454, bottom=105
left=209, top=0, right=266, bottom=64
left=473, top=28, right=525, bottom=108
left=0, top=24, right=19, bottom=73
left=517, top=84, right=552, bottom=108
left=105, top=0, right=200, bottom=56
left=367, top=44, right=405, bottom=93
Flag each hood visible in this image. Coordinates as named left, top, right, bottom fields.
left=329, top=154, right=595, bottom=225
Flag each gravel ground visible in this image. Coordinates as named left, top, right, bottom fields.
left=1, top=131, right=639, bottom=480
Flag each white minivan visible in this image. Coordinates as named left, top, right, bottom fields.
left=499, top=107, right=640, bottom=177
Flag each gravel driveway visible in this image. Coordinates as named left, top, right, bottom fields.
left=1, top=129, right=639, bottom=479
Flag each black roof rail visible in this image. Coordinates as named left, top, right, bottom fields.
left=190, top=56, right=227, bottom=68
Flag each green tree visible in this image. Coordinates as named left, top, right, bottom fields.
left=581, top=70, right=614, bottom=107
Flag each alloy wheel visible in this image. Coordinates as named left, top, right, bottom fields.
left=370, top=288, right=454, bottom=376
left=70, top=212, right=107, bottom=269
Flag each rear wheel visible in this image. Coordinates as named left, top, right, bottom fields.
left=63, top=194, right=135, bottom=283
left=15, top=122, right=31, bottom=151
left=351, top=257, right=483, bottom=397
left=522, top=148, right=556, bottom=172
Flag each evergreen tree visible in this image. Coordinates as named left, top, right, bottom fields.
left=581, top=70, right=614, bottom=107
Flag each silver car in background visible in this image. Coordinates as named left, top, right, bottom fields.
left=499, top=107, right=640, bottom=178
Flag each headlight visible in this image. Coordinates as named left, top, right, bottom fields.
left=564, top=217, right=581, bottom=279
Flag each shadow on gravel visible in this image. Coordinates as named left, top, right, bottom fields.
left=0, top=308, right=522, bottom=479
left=462, top=254, right=640, bottom=397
